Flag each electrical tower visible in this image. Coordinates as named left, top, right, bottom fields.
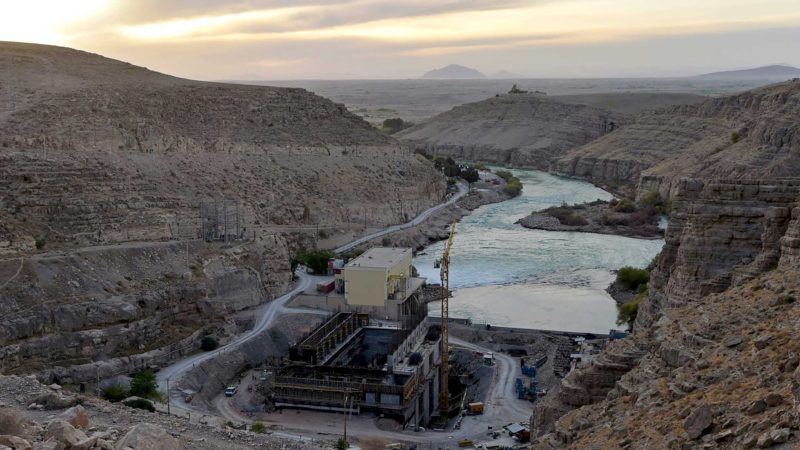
left=439, top=222, right=456, bottom=420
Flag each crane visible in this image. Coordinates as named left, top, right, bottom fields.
left=439, top=222, right=456, bottom=420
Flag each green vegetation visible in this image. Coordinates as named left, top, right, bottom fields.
left=617, top=289, right=646, bottom=330
left=640, top=191, right=670, bottom=215
left=123, top=398, right=155, bottom=412
left=250, top=422, right=267, bottom=434
left=544, top=205, right=588, bottom=226
left=616, top=266, right=650, bottom=291
left=495, top=170, right=523, bottom=197
left=335, top=438, right=348, bottom=450
left=129, top=370, right=159, bottom=400
left=34, top=237, right=46, bottom=250
left=292, top=250, right=334, bottom=275
left=200, top=336, right=219, bottom=351
left=102, top=385, right=128, bottom=403
left=460, top=166, right=480, bottom=183
left=612, top=198, right=636, bottom=213
left=382, top=117, right=413, bottom=134
left=731, top=131, right=740, bottom=143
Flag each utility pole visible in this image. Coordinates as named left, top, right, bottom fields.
left=166, top=377, right=171, bottom=415
left=342, top=392, right=349, bottom=446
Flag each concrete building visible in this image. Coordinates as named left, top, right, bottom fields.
left=272, top=247, right=441, bottom=428
left=340, top=248, right=426, bottom=322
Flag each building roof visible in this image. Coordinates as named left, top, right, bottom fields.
left=346, top=247, right=411, bottom=270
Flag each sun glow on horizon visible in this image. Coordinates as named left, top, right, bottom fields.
left=0, top=0, right=114, bottom=45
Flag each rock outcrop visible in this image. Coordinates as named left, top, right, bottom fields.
left=555, top=80, right=800, bottom=198
left=532, top=178, right=800, bottom=448
left=397, top=93, right=626, bottom=170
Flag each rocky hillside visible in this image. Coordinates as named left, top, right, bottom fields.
left=532, top=178, right=800, bottom=448
left=0, top=41, right=443, bottom=254
left=397, top=93, right=627, bottom=169
left=555, top=80, right=800, bottom=197
left=0, top=42, right=443, bottom=381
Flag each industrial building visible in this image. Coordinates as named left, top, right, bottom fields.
left=271, top=247, right=441, bottom=428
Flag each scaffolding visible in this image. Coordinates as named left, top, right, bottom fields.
left=199, top=199, right=241, bottom=242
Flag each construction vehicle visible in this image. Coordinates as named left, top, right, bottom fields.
left=439, top=222, right=457, bottom=419
left=468, top=402, right=484, bottom=415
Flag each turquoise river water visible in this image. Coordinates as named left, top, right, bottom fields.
left=414, top=168, right=664, bottom=334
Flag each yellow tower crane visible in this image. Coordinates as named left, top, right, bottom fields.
left=439, top=222, right=456, bottom=420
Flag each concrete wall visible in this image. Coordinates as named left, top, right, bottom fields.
left=344, top=266, right=386, bottom=307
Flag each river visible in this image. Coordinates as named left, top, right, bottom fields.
left=414, top=168, right=664, bottom=334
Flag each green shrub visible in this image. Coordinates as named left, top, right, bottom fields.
left=200, top=336, right=219, bottom=351
left=292, top=250, right=334, bottom=275
left=613, top=199, right=636, bottom=213
left=102, top=385, right=128, bottom=403
left=617, top=289, right=646, bottom=330
left=731, top=131, right=740, bottom=143
left=123, top=398, right=155, bottom=412
left=129, top=370, right=158, bottom=400
left=460, top=167, right=480, bottom=183
left=335, top=438, right=348, bottom=450
left=251, top=422, right=267, bottom=434
left=494, top=170, right=514, bottom=182
left=35, top=237, right=46, bottom=250
left=545, top=207, right=588, bottom=226
left=616, top=266, right=650, bottom=291
left=503, top=179, right=522, bottom=196
left=382, top=118, right=411, bottom=134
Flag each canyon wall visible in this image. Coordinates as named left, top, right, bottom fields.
left=533, top=178, right=800, bottom=448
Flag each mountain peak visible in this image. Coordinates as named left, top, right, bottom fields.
left=422, top=64, right=485, bottom=79
left=693, top=64, right=800, bottom=79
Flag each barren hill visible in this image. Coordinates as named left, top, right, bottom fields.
left=0, top=41, right=443, bottom=253
left=397, top=93, right=627, bottom=169
left=555, top=80, right=800, bottom=196
left=0, top=42, right=442, bottom=378
left=422, top=64, right=485, bottom=79
left=694, top=64, right=800, bottom=80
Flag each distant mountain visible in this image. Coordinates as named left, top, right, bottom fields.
left=422, top=64, right=485, bottom=79
left=492, top=70, right=525, bottom=79
left=693, top=64, right=800, bottom=79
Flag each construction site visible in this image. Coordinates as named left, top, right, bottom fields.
left=268, top=230, right=458, bottom=429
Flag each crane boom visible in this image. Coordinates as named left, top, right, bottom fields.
left=439, top=222, right=456, bottom=419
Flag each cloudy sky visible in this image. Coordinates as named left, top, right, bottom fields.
left=2, top=0, right=800, bottom=80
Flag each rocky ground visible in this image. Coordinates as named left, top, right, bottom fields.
left=0, top=375, right=326, bottom=449
left=531, top=178, right=800, bottom=449
left=555, top=79, right=800, bottom=198
left=516, top=200, right=663, bottom=239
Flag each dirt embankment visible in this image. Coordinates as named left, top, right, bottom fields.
left=516, top=200, right=664, bottom=239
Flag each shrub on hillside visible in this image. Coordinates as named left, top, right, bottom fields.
left=616, top=266, right=650, bottom=291
left=200, top=336, right=219, bottom=351
left=617, top=289, right=646, bottom=330
left=460, top=167, right=480, bottom=183
left=123, top=398, right=155, bottom=412
left=251, top=422, right=267, bottom=434
left=292, top=250, right=334, bottom=275
left=545, top=206, right=588, bottom=226
left=102, top=385, right=128, bottom=403
left=129, top=370, right=159, bottom=400
left=613, top=199, right=636, bottom=213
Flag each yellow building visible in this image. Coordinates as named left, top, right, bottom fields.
left=343, top=247, right=425, bottom=321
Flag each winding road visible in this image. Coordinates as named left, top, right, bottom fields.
left=154, top=179, right=533, bottom=445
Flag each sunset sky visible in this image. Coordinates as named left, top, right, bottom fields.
left=2, top=0, right=799, bottom=79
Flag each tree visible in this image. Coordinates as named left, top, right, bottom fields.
left=129, top=370, right=158, bottom=399
left=460, top=167, right=480, bottom=183
left=616, top=267, right=650, bottom=291
left=200, top=336, right=219, bottom=351
left=382, top=118, right=406, bottom=134
left=617, top=289, right=646, bottom=330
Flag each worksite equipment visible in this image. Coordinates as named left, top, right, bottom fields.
left=439, top=222, right=457, bottom=418
left=468, top=402, right=484, bottom=415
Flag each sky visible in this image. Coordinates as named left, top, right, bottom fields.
left=1, top=0, right=799, bottom=80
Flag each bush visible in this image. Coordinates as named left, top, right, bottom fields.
left=382, top=118, right=410, bottom=134
left=494, top=170, right=514, bottom=182
left=292, top=250, right=334, bottom=275
left=616, top=266, right=650, bottom=291
left=129, top=370, right=159, bottom=400
left=251, top=422, right=267, bottom=434
left=35, top=237, right=46, bottom=250
left=613, top=199, right=636, bottom=213
left=503, top=179, right=522, bottom=196
left=731, top=131, right=740, bottom=143
left=460, top=167, right=480, bottom=183
left=102, top=385, right=128, bottom=403
left=200, top=336, right=219, bottom=351
left=617, top=289, right=646, bottom=330
left=545, top=206, right=588, bottom=226
left=123, top=398, right=155, bottom=412
left=335, top=438, right=348, bottom=450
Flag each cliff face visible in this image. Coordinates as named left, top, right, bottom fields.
left=397, top=93, right=626, bottom=170
left=533, top=178, right=800, bottom=448
left=0, top=42, right=443, bottom=379
left=554, top=80, right=800, bottom=197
